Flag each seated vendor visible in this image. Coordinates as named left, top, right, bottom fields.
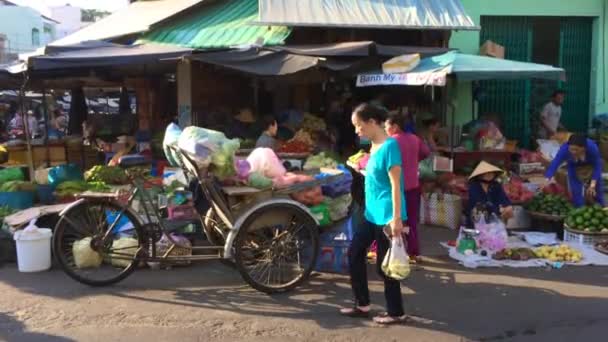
left=467, top=161, right=514, bottom=225
left=255, top=115, right=279, bottom=151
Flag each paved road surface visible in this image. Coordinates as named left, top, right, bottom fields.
left=1, top=227, right=607, bottom=342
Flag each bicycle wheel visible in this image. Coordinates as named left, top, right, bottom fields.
left=53, top=198, right=145, bottom=286
left=234, top=203, right=319, bottom=294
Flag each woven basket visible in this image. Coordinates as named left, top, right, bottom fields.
left=527, top=210, right=565, bottom=222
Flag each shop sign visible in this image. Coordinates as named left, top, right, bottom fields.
left=356, top=70, right=448, bottom=87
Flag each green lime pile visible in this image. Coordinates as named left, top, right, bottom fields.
left=525, top=193, right=573, bottom=217
left=565, top=204, right=608, bottom=233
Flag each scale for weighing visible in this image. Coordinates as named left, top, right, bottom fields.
left=457, top=228, right=480, bottom=254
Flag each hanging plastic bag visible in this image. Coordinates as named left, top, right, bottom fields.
left=474, top=214, right=508, bottom=253
left=73, top=237, right=103, bottom=269
left=381, top=234, right=411, bottom=280
left=163, top=123, right=183, bottom=167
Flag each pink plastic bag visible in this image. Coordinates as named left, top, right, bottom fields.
left=246, top=148, right=286, bottom=179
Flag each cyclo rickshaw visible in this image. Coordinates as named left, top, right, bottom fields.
left=52, top=144, right=345, bottom=293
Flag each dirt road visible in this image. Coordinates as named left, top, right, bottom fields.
left=1, top=227, right=607, bottom=341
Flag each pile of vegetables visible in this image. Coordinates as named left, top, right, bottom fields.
left=0, top=181, right=37, bottom=193
left=565, top=204, right=608, bottom=233
left=525, top=193, right=573, bottom=217
left=303, top=152, right=338, bottom=170
left=0, top=206, right=16, bottom=220
left=493, top=248, right=537, bottom=261
left=85, top=166, right=129, bottom=185
left=503, top=177, right=535, bottom=203
left=302, top=113, right=326, bottom=132
left=55, top=180, right=111, bottom=198
left=278, top=130, right=314, bottom=153
left=534, top=244, right=582, bottom=263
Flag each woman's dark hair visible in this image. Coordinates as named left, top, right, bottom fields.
left=552, top=90, right=565, bottom=98
left=568, top=134, right=587, bottom=147
left=386, top=112, right=407, bottom=131
left=352, top=103, right=387, bottom=124
left=261, top=115, right=277, bottom=130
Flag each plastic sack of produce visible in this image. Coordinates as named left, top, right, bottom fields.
left=247, top=148, right=286, bottom=179
left=72, top=237, right=103, bottom=269
left=418, top=157, right=436, bottom=180
left=110, top=238, right=139, bottom=268
left=326, top=194, right=352, bottom=221
left=152, top=234, right=192, bottom=266
left=178, top=126, right=240, bottom=178
left=381, top=234, right=410, bottom=280
left=48, top=164, right=83, bottom=187
left=303, top=152, right=338, bottom=170
left=0, top=168, right=24, bottom=184
left=248, top=171, right=273, bottom=189
left=419, top=193, right=462, bottom=230
left=163, top=123, right=183, bottom=167
left=474, top=214, right=508, bottom=252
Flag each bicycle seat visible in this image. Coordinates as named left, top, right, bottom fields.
left=118, top=154, right=151, bottom=168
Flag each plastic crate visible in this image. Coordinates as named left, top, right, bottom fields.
left=320, top=168, right=353, bottom=198
left=0, top=191, right=35, bottom=210
left=168, top=205, right=198, bottom=221
left=564, top=229, right=607, bottom=246
left=315, top=242, right=349, bottom=274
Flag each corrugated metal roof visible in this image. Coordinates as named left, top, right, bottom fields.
left=50, top=0, right=205, bottom=46
left=138, top=0, right=290, bottom=49
left=256, top=0, right=479, bottom=30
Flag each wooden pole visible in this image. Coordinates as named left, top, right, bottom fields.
left=19, top=78, right=34, bottom=180
left=42, top=87, right=50, bottom=167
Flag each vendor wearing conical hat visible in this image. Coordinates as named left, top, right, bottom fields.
left=467, top=161, right=513, bottom=225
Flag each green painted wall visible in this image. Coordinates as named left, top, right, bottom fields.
left=449, top=0, right=608, bottom=129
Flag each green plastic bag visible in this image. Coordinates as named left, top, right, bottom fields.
left=419, top=158, right=436, bottom=180
left=0, top=168, right=24, bottom=185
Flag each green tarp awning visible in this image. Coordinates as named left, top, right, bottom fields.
left=137, top=0, right=291, bottom=49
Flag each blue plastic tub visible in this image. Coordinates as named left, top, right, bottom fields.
left=0, top=191, right=35, bottom=209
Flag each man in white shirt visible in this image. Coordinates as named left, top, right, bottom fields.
left=539, top=90, right=565, bottom=139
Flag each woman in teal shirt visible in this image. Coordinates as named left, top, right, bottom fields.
left=340, top=103, right=409, bottom=325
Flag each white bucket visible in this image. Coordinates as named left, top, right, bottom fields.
left=13, top=228, right=53, bottom=272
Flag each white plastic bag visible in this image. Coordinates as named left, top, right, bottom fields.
left=72, top=237, right=103, bottom=269
left=110, top=238, right=139, bottom=268
left=381, top=235, right=411, bottom=280
left=163, top=123, right=183, bottom=167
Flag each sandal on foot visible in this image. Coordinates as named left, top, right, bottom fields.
left=339, top=307, right=370, bottom=318
left=373, top=314, right=409, bottom=325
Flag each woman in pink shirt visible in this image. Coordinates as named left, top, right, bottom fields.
left=385, top=112, right=430, bottom=261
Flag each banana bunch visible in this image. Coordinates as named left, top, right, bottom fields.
left=534, top=244, right=583, bottom=263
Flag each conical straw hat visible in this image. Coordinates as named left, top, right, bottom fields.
left=469, top=161, right=504, bottom=180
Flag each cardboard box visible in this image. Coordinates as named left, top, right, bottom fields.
left=480, top=40, right=505, bottom=59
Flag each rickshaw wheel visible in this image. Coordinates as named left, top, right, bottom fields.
left=234, top=203, right=319, bottom=294
left=53, top=199, right=145, bottom=287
